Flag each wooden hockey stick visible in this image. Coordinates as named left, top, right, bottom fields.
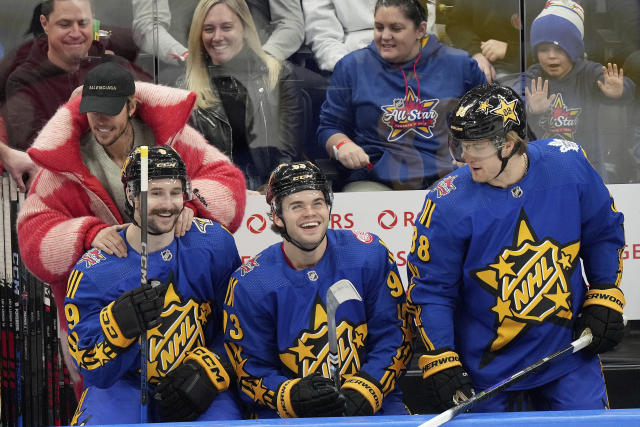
left=418, top=329, right=593, bottom=427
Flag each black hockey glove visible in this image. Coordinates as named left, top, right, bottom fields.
left=341, top=372, right=383, bottom=416
left=100, top=278, right=168, bottom=349
left=419, top=347, right=474, bottom=412
left=575, top=284, right=625, bottom=355
left=277, top=373, right=345, bottom=418
left=154, top=347, right=233, bottom=422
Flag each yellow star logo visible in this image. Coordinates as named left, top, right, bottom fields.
left=388, top=354, right=405, bottom=377
left=544, top=289, right=571, bottom=311
left=236, top=357, right=250, bottom=381
left=477, top=100, right=491, bottom=113
left=353, top=330, right=365, bottom=348
left=252, top=378, right=268, bottom=403
left=290, top=339, right=315, bottom=363
left=491, top=298, right=512, bottom=323
left=490, top=255, right=516, bottom=279
left=558, top=253, right=572, bottom=269
left=490, top=95, right=519, bottom=126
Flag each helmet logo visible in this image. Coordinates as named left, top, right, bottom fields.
left=490, top=95, right=520, bottom=126
left=476, top=100, right=491, bottom=113
left=455, top=103, right=472, bottom=117
left=381, top=87, right=439, bottom=141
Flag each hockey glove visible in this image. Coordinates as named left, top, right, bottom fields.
left=277, top=373, right=345, bottom=418
left=419, top=347, right=474, bottom=412
left=341, top=372, right=383, bottom=416
left=100, top=278, right=167, bottom=349
left=575, top=284, right=625, bottom=355
left=154, top=347, right=233, bottom=422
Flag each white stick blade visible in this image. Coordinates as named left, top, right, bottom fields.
left=327, top=279, right=362, bottom=305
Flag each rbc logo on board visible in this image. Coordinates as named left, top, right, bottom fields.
left=246, top=214, right=267, bottom=234
left=378, top=210, right=398, bottom=229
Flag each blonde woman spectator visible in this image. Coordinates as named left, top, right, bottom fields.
left=186, top=0, right=303, bottom=190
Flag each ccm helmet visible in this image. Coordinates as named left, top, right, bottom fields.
left=121, top=145, right=191, bottom=215
left=266, top=161, right=332, bottom=213
left=449, top=83, right=526, bottom=163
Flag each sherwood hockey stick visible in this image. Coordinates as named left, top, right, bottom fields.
left=139, top=146, right=150, bottom=422
left=326, top=279, right=362, bottom=389
left=418, top=329, right=593, bottom=427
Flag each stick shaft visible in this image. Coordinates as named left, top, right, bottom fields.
left=139, top=147, right=149, bottom=422
left=418, top=332, right=592, bottom=427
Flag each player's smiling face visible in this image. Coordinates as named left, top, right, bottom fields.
left=374, top=6, right=426, bottom=64
left=275, top=190, right=330, bottom=250
left=133, top=178, right=184, bottom=235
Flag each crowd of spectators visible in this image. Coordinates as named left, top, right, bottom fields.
left=1, top=0, right=639, bottom=193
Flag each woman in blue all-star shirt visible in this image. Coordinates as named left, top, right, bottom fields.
left=318, top=0, right=486, bottom=191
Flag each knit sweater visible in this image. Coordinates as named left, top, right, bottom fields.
left=17, top=82, right=246, bottom=325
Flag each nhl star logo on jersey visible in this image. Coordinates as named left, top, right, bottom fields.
left=351, top=230, right=373, bottom=244
left=80, top=248, right=105, bottom=268
left=472, top=209, right=580, bottom=366
left=511, top=186, right=523, bottom=198
left=380, top=87, right=439, bottom=141
left=240, top=254, right=261, bottom=276
left=161, top=249, right=172, bottom=261
left=307, top=270, right=319, bottom=281
left=434, top=176, right=457, bottom=198
left=192, top=217, right=214, bottom=233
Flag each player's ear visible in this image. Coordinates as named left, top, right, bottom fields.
left=502, top=139, right=516, bottom=157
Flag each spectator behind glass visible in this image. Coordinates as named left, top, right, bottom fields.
left=522, top=0, right=635, bottom=183
left=318, top=0, right=486, bottom=192
left=445, top=0, right=545, bottom=83
left=302, top=0, right=435, bottom=74
left=132, top=0, right=303, bottom=65
left=186, top=0, right=303, bottom=191
left=3, top=0, right=151, bottom=151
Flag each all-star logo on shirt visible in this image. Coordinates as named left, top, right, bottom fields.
left=542, top=93, right=581, bottom=140
left=381, top=87, right=439, bottom=141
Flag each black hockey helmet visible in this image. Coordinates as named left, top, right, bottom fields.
left=121, top=145, right=191, bottom=212
left=266, top=161, right=332, bottom=212
left=449, top=83, right=526, bottom=162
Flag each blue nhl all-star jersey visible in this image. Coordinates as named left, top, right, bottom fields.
left=407, top=139, right=625, bottom=390
left=65, top=218, right=241, bottom=388
left=223, top=229, right=414, bottom=417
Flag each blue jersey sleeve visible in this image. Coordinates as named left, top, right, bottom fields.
left=406, top=191, right=467, bottom=351
left=575, top=151, right=625, bottom=289
left=223, top=273, right=285, bottom=411
left=65, top=266, right=139, bottom=388
left=356, top=237, right=413, bottom=396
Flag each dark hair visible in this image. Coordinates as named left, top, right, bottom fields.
left=41, top=0, right=91, bottom=20
left=374, top=0, right=428, bottom=27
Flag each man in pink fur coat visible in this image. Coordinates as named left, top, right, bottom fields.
left=17, top=62, right=247, bottom=394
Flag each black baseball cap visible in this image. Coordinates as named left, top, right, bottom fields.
left=80, top=62, right=135, bottom=115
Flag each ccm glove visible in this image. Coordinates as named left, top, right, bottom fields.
left=154, top=347, right=233, bottom=422
left=575, top=284, right=625, bottom=355
left=277, top=373, right=345, bottom=418
left=419, top=347, right=474, bottom=412
left=100, top=278, right=167, bottom=349
left=341, top=372, right=383, bottom=416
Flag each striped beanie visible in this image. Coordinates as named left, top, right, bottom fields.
left=530, top=0, right=585, bottom=62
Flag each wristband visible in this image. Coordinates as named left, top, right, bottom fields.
left=419, top=349, right=462, bottom=379
left=100, top=301, right=136, bottom=350
left=336, top=140, right=352, bottom=150
left=277, top=378, right=302, bottom=418
left=342, top=375, right=383, bottom=414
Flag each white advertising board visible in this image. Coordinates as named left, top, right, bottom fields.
left=234, top=184, right=640, bottom=320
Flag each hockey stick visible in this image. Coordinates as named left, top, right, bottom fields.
left=326, top=279, right=362, bottom=389
left=139, top=146, right=150, bottom=422
left=418, top=329, right=593, bottom=427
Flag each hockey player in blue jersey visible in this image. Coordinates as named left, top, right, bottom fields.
left=223, top=161, right=413, bottom=418
left=65, top=146, right=243, bottom=424
left=407, top=83, right=626, bottom=413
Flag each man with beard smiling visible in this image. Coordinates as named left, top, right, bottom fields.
left=223, top=161, right=413, bottom=418
left=65, top=146, right=243, bottom=424
left=17, top=61, right=246, bottom=397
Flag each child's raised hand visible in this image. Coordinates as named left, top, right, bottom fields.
left=598, top=63, right=624, bottom=99
left=525, top=77, right=554, bottom=114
